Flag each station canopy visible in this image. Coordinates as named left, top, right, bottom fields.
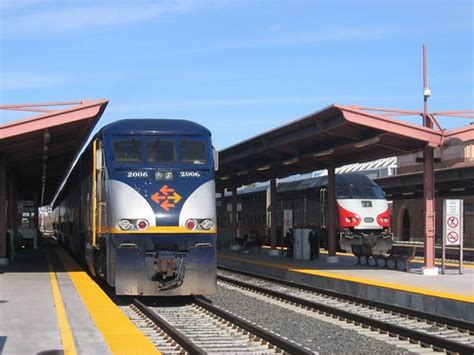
left=376, top=164, right=474, bottom=199
left=216, top=104, right=473, bottom=189
left=0, top=100, right=108, bottom=205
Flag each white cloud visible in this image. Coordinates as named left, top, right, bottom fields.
left=1, top=0, right=227, bottom=38
left=0, top=72, right=72, bottom=90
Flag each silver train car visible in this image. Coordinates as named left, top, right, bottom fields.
left=53, top=119, right=218, bottom=296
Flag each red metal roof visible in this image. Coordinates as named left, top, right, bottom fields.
left=0, top=99, right=108, bottom=205
left=216, top=104, right=471, bottom=188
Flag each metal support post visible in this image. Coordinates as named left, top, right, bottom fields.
left=421, top=45, right=438, bottom=275
left=231, top=185, right=237, bottom=245
left=0, top=156, right=8, bottom=264
left=327, top=166, right=338, bottom=263
left=423, top=147, right=436, bottom=271
left=269, top=178, right=278, bottom=255
left=7, top=173, right=16, bottom=261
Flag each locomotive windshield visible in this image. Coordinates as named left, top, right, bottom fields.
left=111, top=136, right=209, bottom=165
left=113, top=139, right=141, bottom=162
left=180, top=140, right=207, bottom=164
left=147, top=140, right=176, bottom=163
left=336, top=185, right=386, bottom=199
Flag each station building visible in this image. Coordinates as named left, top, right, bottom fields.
left=378, top=137, right=474, bottom=247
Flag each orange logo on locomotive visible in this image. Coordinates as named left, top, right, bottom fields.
left=151, top=185, right=182, bottom=211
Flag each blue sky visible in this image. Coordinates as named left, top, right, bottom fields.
left=1, top=0, right=473, bottom=149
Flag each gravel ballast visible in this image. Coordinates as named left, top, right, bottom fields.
left=208, top=283, right=416, bottom=354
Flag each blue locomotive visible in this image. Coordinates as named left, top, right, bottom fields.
left=53, top=119, right=218, bottom=296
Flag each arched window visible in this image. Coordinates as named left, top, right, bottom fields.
left=401, top=208, right=410, bottom=241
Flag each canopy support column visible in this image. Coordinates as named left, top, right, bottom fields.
left=231, top=185, right=237, bottom=245
left=0, top=156, right=8, bottom=264
left=327, top=165, right=338, bottom=263
left=421, top=45, right=438, bottom=275
left=269, top=178, right=279, bottom=255
left=422, top=146, right=437, bottom=274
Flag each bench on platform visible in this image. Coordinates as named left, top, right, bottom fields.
left=351, top=244, right=417, bottom=272
left=351, top=244, right=373, bottom=265
left=385, top=246, right=417, bottom=272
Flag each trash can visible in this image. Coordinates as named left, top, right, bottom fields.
left=293, top=228, right=311, bottom=260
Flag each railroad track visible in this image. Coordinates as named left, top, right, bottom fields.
left=123, top=297, right=312, bottom=354
left=217, top=267, right=474, bottom=354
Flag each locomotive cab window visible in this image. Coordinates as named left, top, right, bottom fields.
left=147, top=140, right=176, bottom=163
left=180, top=140, right=207, bottom=164
left=113, top=139, right=142, bottom=162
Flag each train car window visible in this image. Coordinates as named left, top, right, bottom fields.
left=180, top=140, right=207, bottom=164
left=147, top=140, right=176, bottom=163
left=351, top=186, right=386, bottom=199
left=113, top=140, right=142, bottom=162
left=336, top=186, right=352, bottom=199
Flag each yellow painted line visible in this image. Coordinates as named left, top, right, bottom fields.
left=54, top=247, right=160, bottom=354
left=218, top=253, right=474, bottom=303
left=46, top=251, right=78, bottom=355
left=263, top=245, right=474, bottom=268
left=104, top=226, right=216, bottom=234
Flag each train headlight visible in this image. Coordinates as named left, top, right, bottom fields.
left=345, top=217, right=351, bottom=223
left=200, top=219, right=213, bottom=230
left=155, top=170, right=173, bottom=181
left=185, top=218, right=198, bottom=230
left=136, top=219, right=149, bottom=230
left=118, top=219, right=133, bottom=230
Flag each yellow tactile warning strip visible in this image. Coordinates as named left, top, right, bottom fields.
left=46, top=251, right=78, bottom=355
left=219, top=253, right=474, bottom=304
left=103, top=226, right=216, bottom=234
left=317, top=249, right=474, bottom=269
left=54, top=247, right=160, bottom=354
left=262, top=246, right=474, bottom=269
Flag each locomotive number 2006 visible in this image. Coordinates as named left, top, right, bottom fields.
left=127, top=171, right=149, bottom=178
left=180, top=171, right=201, bottom=178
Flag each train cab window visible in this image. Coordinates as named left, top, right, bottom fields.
left=336, top=186, right=352, bottom=199
left=113, top=140, right=142, bottom=162
left=351, top=185, right=386, bottom=199
left=180, top=140, right=207, bottom=164
left=147, top=140, right=176, bottom=163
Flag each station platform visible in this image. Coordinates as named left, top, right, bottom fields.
left=0, top=243, right=159, bottom=355
left=217, top=248, right=474, bottom=323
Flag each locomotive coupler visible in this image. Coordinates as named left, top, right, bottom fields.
left=146, top=251, right=186, bottom=290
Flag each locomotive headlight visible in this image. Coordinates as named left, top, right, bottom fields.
left=118, top=219, right=133, bottom=230
left=382, top=217, right=389, bottom=223
left=155, top=170, right=173, bottom=181
left=200, top=219, right=213, bottom=230
left=345, top=217, right=351, bottom=223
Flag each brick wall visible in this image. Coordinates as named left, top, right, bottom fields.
left=392, top=195, right=474, bottom=247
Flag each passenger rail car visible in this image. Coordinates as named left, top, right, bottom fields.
left=219, top=173, right=392, bottom=255
left=53, top=119, right=218, bottom=296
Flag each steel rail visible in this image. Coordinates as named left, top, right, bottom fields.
left=218, top=266, right=473, bottom=332
left=218, top=269, right=474, bottom=354
left=194, top=297, right=312, bottom=354
left=133, top=298, right=205, bottom=354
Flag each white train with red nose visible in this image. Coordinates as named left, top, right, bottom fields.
left=331, top=174, right=392, bottom=254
